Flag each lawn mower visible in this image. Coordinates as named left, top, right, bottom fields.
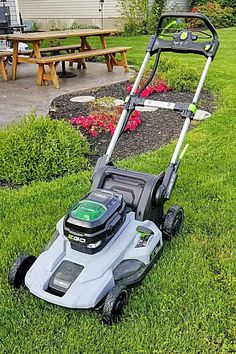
left=8, top=12, right=219, bottom=325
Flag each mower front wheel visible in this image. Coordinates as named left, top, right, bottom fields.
left=162, top=205, right=184, bottom=240
left=102, top=285, right=129, bottom=325
left=8, top=253, right=36, bottom=289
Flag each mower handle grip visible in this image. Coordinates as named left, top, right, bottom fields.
left=156, top=12, right=218, bottom=40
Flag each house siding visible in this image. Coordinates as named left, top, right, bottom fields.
left=18, top=0, right=121, bottom=29
left=18, top=0, right=187, bottom=30
left=19, top=0, right=119, bottom=20
left=165, top=0, right=190, bottom=12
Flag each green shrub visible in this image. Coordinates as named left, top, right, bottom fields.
left=66, top=22, right=100, bottom=30
left=146, top=2, right=164, bottom=34
left=217, top=0, right=236, bottom=13
left=130, top=57, right=200, bottom=92
left=117, top=0, right=166, bottom=36
left=50, top=22, right=100, bottom=32
left=0, top=114, right=90, bottom=185
left=191, top=2, right=236, bottom=28
left=159, top=58, right=200, bottom=92
left=190, top=0, right=236, bottom=13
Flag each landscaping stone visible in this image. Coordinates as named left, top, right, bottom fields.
left=70, top=96, right=96, bottom=103
left=194, top=110, right=212, bottom=121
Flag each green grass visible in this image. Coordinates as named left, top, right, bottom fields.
left=1, top=28, right=236, bottom=353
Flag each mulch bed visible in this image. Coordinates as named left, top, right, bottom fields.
left=49, top=80, right=215, bottom=165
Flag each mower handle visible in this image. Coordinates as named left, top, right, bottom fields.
left=156, top=12, right=218, bottom=40
left=146, top=12, right=219, bottom=59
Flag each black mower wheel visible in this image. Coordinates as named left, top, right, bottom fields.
left=162, top=205, right=184, bottom=240
left=102, top=285, right=129, bottom=325
left=8, top=253, right=36, bottom=289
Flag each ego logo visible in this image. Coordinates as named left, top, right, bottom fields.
left=68, top=234, right=86, bottom=243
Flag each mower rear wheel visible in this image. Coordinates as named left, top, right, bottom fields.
left=102, top=285, right=129, bottom=325
left=8, top=253, right=36, bottom=289
left=162, top=205, right=184, bottom=240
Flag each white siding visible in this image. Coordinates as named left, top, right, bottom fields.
left=19, top=0, right=119, bottom=20
left=166, top=0, right=190, bottom=12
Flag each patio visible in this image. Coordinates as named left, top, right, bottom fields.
left=0, top=61, right=131, bottom=126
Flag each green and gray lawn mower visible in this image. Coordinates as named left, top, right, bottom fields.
left=8, top=12, right=219, bottom=325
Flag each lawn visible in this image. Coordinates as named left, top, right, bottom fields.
left=0, top=28, right=236, bottom=353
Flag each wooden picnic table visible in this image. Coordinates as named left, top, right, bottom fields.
left=0, top=29, right=131, bottom=88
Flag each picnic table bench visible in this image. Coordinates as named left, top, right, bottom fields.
left=26, top=46, right=131, bottom=88
left=20, top=43, right=82, bottom=55
left=0, top=44, right=84, bottom=81
left=0, top=29, right=132, bottom=88
left=0, top=51, right=11, bottom=80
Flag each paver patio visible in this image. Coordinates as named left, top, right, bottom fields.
left=0, top=61, right=131, bottom=126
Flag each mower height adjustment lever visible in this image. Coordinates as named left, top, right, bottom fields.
left=175, top=102, right=198, bottom=119
left=125, top=97, right=197, bottom=120
left=124, top=95, right=145, bottom=111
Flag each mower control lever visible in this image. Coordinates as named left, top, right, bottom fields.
left=153, top=29, right=217, bottom=59
left=147, top=12, right=219, bottom=60
left=156, top=12, right=218, bottom=41
left=128, top=97, right=196, bottom=119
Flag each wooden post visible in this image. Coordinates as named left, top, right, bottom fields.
left=121, top=51, right=129, bottom=73
left=80, top=36, right=92, bottom=50
left=32, top=41, right=41, bottom=58
left=12, top=40, right=19, bottom=80
left=36, top=64, right=44, bottom=86
left=49, top=63, right=60, bottom=89
left=0, top=58, right=8, bottom=81
left=100, top=35, right=112, bottom=72
left=100, top=35, right=107, bottom=49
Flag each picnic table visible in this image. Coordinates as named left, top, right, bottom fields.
left=0, top=29, right=132, bottom=88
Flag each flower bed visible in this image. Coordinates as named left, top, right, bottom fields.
left=128, top=78, right=170, bottom=97
left=49, top=81, right=215, bottom=165
left=71, top=106, right=141, bottom=137
left=70, top=78, right=170, bottom=137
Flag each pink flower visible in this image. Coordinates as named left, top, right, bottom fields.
left=107, top=122, right=115, bottom=134
left=89, top=129, right=97, bottom=137
left=71, top=115, right=85, bottom=124
left=128, top=84, right=133, bottom=92
left=70, top=102, right=143, bottom=137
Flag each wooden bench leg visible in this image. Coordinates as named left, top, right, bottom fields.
left=68, top=50, right=74, bottom=67
left=107, top=51, right=129, bottom=73
left=0, top=58, right=8, bottom=81
left=12, top=41, right=19, bottom=80
left=121, top=51, right=129, bottom=73
left=49, top=63, right=60, bottom=89
left=42, top=65, right=50, bottom=86
left=104, top=54, right=113, bottom=72
left=110, top=54, right=118, bottom=71
left=36, top=64, right=44, bottom=86
left=77, top=58, right=87, bottom=70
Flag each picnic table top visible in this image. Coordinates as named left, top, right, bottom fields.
left=0, top=29, right=120, bottom=42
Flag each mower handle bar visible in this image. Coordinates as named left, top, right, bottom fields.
left=156, top=12, right=218, bottom=41
left=105, top=13, right=218, bottom=163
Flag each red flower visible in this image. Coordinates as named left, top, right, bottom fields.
left=71, top=104, right=142, bottom=137
left=89, top=129, right=97, bottom=137
left=127, top=84, right=133, bottom=92
left=128, top=79, right=170, bottom=98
